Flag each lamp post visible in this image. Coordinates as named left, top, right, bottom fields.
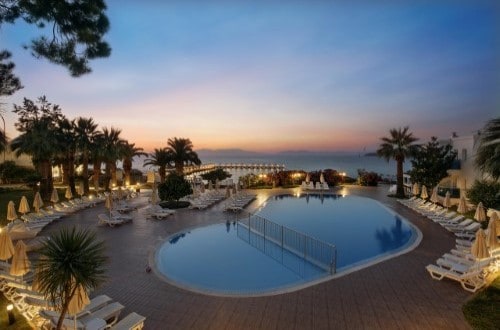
left=7, top=304, right=15, bottom=325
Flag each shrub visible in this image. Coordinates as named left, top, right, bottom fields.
left=200, top=168, right=231, bottom=183
left=0, top=161, right=38, bottom=184
left=467, top=180, right=500, bottom=209
left=357, top=169, right=380, bottom=186
left=158, top=172, right=192, bottom=202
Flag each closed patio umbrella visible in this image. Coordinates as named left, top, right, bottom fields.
left=225, top=186, right=231, bottom=199
left=474, top=202, right=486, bottom=222
left=117, top=186, right=123, bottom=199
left=420, top=185, right=428, bottom=199
left=200, top=184, right=205, bottom=194
left=305, top=173, right=310, bottom=184
left=105, top=194, right=113, bottom=216
left=430, top=187, right=439, bottom=203
left=10, top=240, right=30, bottom=276
left=50, top=189, right=59, bottom=204
left=486, top=217, right=499, bottom=250
left=68, top=277, right=90, bottom=330
left=320, top=172, right=325, bottom=183
left=215, top=179, right=220, bottom=190
left=457, top=196, right=468, bottom=214
left=0, top=229, right=15, bottom=261
left=65, top=186, right=73, bottom=200
left=412, top=183, right=420, bottom=196
left=443, top=191, right=451, bottom=209
left=208, top=181, right=213, bottom=190
left=77, top=182, right=84, bottom=197
left=7, top=201, right=18, bottom=222
left=18, top=196, right=30, bottom=215
left=490, top=212, right=500, bottom=236
left=150, top=185, right=158, bottom=205
left=471, top=229, right=489, bottom=260
left=33, top=192, right=44, bottom=213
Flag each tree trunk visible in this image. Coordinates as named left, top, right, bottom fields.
left=111, top=162, right=117, bottom=186
left=56, top=286, right=77, bottom=330
left=104, top=162, right=112, bottom=191
left=62, top=161, right=69, bottom=185
left=123, top=158, right=132, bottom=185
left=93, top=160, right=101, bottom=192
left=82, top=148, right=90, bottom=195
left=396, top=158, right=405, bottom=197
left=68, top=153, right=76, bottom=196
left=175, top=161, right=183, bottom=175
left=160, top=165, right=166, bottom=183
left=38, top=159, right=53, bottom=202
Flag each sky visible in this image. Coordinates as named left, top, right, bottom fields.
left=1, top=0, right=499, bottom=153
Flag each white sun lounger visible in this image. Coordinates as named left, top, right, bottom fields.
left=98, top=214, right=124, bottom=227
left=426, top=264, right=486, bottom=293
left=110, top=312, right=146, bottom=330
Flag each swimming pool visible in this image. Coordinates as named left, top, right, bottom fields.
left=154, top=194, right=420, bottom=296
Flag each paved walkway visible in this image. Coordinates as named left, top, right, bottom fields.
left=39, top=185, right=472, bottom=329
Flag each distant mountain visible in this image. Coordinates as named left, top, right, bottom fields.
left=196, top=148, right=260, bottom=157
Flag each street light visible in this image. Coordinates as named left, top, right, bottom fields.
left=7, top=304, right=15, bottom=325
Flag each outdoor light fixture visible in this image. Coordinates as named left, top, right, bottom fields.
left=7, top=304, right=15, bottom=325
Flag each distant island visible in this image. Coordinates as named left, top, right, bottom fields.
left=364, top=152, right=378, bottom=157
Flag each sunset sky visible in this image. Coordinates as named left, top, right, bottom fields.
left=2, top=1, right=499, bottom=153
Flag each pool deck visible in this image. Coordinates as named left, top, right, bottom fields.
left=39, top=185, right=472, bottom=329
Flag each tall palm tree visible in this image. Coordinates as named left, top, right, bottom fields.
left=10, top=118, right=59, bottom=200
left=101, top=127, right=125, bottom=189
left=143, top=148, right=172, bottom=183
left=55, top=118, right=77, bottom=194
left=90, top=132, right=105, bottom=192
left=74, top=117, right=98, bottom=194
left=36, top=227, right=107, bottom=330
left=121, top=142, right=147, bottom=185
left=377, top=126, right=419, bottom=197
left=167, top=137, right=201, bottom=174
left=475, top=117, right=500, bottom=181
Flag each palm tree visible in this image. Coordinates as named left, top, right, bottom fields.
left=101, top=127, right=125, bottom=189
left=377, top=126, right=419, bottom=198
left=143, top=148, right=172, bottom=183
left=475, top=117, right=500, bottom=181
left=36, top=227, right=107, bottom=330
left=167, top=137, right=201, bottom=174
left=55, top=118, right=77, bottom=194
left=74, top=117, right=98, bottom=194
left=10, top=118, right=59, bottom=200
left=121, top=142, right=147, bottom=185
left=90, top=131, right=105, bottom=192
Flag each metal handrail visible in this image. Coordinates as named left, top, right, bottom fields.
left=236, top=212, right=337, bottom=274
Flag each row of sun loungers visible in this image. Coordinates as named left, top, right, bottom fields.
left=188, top=191, right=227, bottom=210
left=0, top=269, right=146, bottom=329
left=145, top=205, right=176, bottom=220
left=399, top=196, right=499, bottom=292
left=224, top=193, right=257, bottom=212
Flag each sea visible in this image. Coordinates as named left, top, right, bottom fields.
left=132, top=151, right=410, bottom=181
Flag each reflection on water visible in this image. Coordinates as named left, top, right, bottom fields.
left=375, top=216, right=413, bottom=252
left=169, top=232, right=188, bottom=244
left=273, top=194, right=343, bottom=201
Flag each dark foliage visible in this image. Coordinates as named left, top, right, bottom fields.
left=357, top=170, right=380, bottom=186
left=0, top=50, right=23, bottom=96
left=200, top=168, right=231, bottom=183
left=467, top=180, right=500, bottom=209
left=409, top=137, right=457, bottom=188
left=1, top=0, right=111, bottom=76
left=158, top=172, right=192, bottom=202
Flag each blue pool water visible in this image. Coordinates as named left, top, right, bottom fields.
left=155, top=194, right=418, bottom=295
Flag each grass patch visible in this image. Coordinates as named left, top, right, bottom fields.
left=0, top=293, right=33, bottom=329
left=0, top=187, right=66, bottom=227
left=463, top=276, right=500, bottom=329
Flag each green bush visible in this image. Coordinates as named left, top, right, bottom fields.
left=158, top=172, right=192, bottom=202
left=357, top=170, right=380, bottom=186
left=200, top=168, right=231, bottom=183
left=0, top=161, right=38, bottom=184
left=467, top=180, right=500, bottom=209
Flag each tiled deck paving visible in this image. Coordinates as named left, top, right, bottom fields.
left=39, top=185, right=472, bottom=329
